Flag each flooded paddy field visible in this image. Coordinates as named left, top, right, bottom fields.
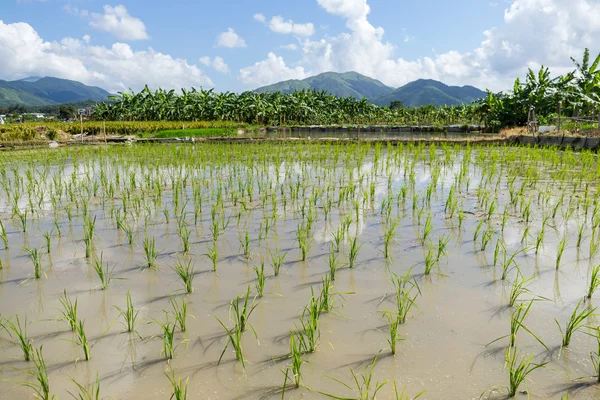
left=0, top=142, right=599, bottom=399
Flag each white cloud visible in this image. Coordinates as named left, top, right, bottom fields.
left=280, top=43, right=298, bottom=50
left=239, top=52, right=308, bottom=87
left=240, top=0, right=600, bottom=91
left=89, top=5, right=149, bottom=41
left=254, top=13, right=266, bottom=23
left=268, top=16, right=315, bottom=36
left=0, top=20, right=213, bottom=93
left=199, top=56, right=230, bottom=74
left=215, top=28, right=246, bottom=48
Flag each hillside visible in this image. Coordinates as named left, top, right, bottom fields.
left=255, top=71, right=395, bottom=101
left=0, top=77, right=111, bottom=108
left=373, top=79, right=486, bottom=107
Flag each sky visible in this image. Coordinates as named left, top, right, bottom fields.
left=1, top=0, right=599, bottom=94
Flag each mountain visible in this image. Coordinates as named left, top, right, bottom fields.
left=256, top=72, right=487, bottom=107
left=0, top=77, right=111, bottom=108
left=255, top=71, right=395, bottom=101
left=373, top=79, right=487, bottom=107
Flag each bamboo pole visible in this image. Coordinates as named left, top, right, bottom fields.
left=80, top=113, right=83, bottom=144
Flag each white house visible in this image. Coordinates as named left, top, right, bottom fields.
left=0, top=115, right=5, bottom=125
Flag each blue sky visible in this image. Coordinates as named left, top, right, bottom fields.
left=1, top=0, right=597, bottom=93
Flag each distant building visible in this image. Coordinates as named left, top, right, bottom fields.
left=0, top=116, right=4, bottom=125
left=78, top=107, right=93, bottom=118
left=28, top=113, right=46, bottom=119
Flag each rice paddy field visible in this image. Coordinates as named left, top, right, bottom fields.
left=1, top=142, right=600, bottom=399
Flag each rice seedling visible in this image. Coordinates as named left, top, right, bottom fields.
left=331, top=227, right=344, bottom=252
left=297, top=224, right=310, bottom=261
left=205, top=241, right=218, bottom=272
left=286, top=331, right=305, bottom=388
left=16, top=209, right=28, bottom=233
left=508, top=270, right=536, bottom=307
left=74, top=319, right=91, bottom=361
left=556, top=236, right=568, bottom=269
left=156, top=316, right=178, bottom=360
left=239, top=230, right=251, bottom=259
left=231, top=286, right=258, bottom=334
left=114, top=290, right=140, bottom=334
left=1, top=315, right=34, bottom=361
left=27, top=247, right=43, bottom=279
left=556, top=300, right=595, bottom=348
left=170, top=297, right=188, bottom=332
left=422, top=214, right=433, bottom=244
left=172, top=257, right=196, bottom=294
left=16, top=346, right=52, bottom=400
left=328, top=244, right=339, bottom=281
left=587, top=326, right=600, bottom=383
left=83, top=215, right=96, bottom=259
left=178, top=224, right=191, bottom=255
left=269, top=248, right=286, bottom=276
left=577, top=222, right=585, bottom=248
left=506, top=347, right=547, bottom=398
left=381, top=311, right=402, bottom=355
left=91, top=253, right=116, bottom=290
left=348, top=236, right=362, bottom=268
left=383, top=219, right=399, bottom=259
left=216, top=317, right=246, bottom=367
left=318, top=354, right=388, bottom=400
left=58, top=290, right=78, bottom=331
left=165, top=366, right=188, bottom=400
left=587, top=264, right=600, bottom=299
left=0, top=220, right=8, bottom=249
left=143, top=236, right=159, bottom=269
left=68, top=374, right=102, bottom=400
left=254, top=261, right=265, bottom=297
left=488, top=300, right=548, bottom=351
left=42, top=230, right=52, bottom=254
left=424, top=245, right=437, bottom=276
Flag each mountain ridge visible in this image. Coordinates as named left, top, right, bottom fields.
left=0, top=77, right=111, bottom=108
left=256, top=72, right=487, bottom=107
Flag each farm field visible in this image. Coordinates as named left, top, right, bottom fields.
left=0, top=142, right=599, bottom=399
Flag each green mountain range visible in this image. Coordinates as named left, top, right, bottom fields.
left=255, top=72, right=487, bottom=107
left=0, top=77, right=111, bottom=108
left=255, top=71, right=395, bottom=101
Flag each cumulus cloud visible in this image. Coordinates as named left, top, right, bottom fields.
left=240, top=0, right=600, bottom=92
left=199, top=56, right=230, bottom=74
left=89, top=5, right=149, bottom=41
left=0, top=19, right=213, bottom=93
left=254, top=13, right=266, bottom=23
left=268, top=16, right=315, bottom=36
left=239, top=52, right=308, bottom=87
left=215, top=28, right=246, bottom=48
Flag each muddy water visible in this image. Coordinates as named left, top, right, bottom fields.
left=0, top=143, right=598, bottom=399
